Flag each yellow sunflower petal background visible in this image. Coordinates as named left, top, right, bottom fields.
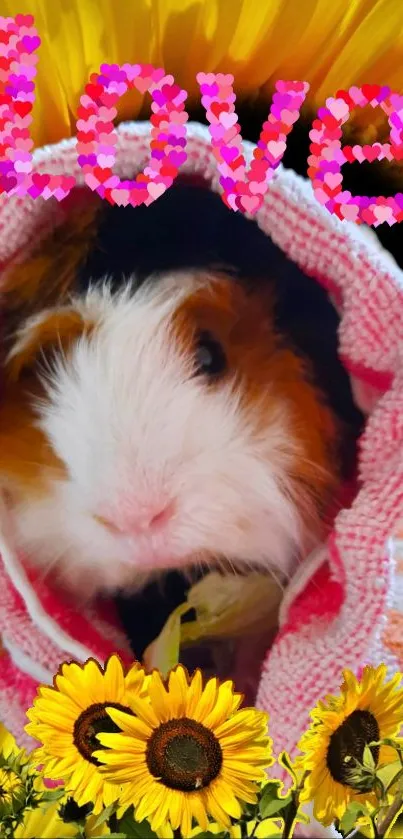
left=297, top=664, right=403, bottom=827
left=1, top=0, right=403, bottom=148
left=25, top=655, right=147, bottom=815
left=94, top=664, right=272, bottom=837
left=0, top=722, right=19, bottom=760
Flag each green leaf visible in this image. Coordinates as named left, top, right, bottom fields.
left=339, top=801, right=370, bottom=836
left=278, top=751, right=298, bottom=787
left=41, top=787, right=66, bottom=803
left=117, top=809, right=158, bottom=838
left=377, top=760, right=403, bottom=793
left=363, top=745, right=376, bottom=772
left=91, top=834, right=127, bottom=838
left=91, top=802, right=117, bottom=830
left=188, top=834, right=228, bottom=839
left=259, top=795, right=292, bottom=819
left=259, top=780, right=281, bottom=805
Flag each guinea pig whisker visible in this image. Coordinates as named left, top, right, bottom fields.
left=34, top=545, right=73, bottom=586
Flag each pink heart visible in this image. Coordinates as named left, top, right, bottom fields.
left=327, top=99, right=350, bottom=122
left=352, top=145, right=365, bottom=163
left=323, top=172, right=342, bottom=190
left=313, top=187, right=330, bottom=205
left=110, top=189, right=130, bottom=206
left=266, top=140, right=286, bottom=159
left=373, top=204, right=393, bottom=224
left=239, top=194, right=261, bottom=214
left=220, top=112, right=238, bottom=129
left=147, top=181, right=166, bottom=201
left=134, top=77, right=151, bottom=95
left=340, top=204, right=359, bottom=222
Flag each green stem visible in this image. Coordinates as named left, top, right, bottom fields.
left=375, top=791, right=403, bottom=837
left=282, top=772, right=309, bottom=839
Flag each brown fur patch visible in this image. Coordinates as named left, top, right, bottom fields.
left=1, top=197, right=100, bottom=343
left=172, top=274, right=340, bottom=522
left=1, top=306, right=96, bottom=499
left=0, top=379, right=66, bottom=500
left=7, top=307, right=95, bottom=382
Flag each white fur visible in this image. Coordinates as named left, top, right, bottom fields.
left=9, top=273, right=315, bottom=598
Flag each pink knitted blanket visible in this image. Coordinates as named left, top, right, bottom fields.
left=1, top=121, right=403, bottom=763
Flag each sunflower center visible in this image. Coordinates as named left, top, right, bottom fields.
left=326, top=709, right=380, bottom=790
left=73, top=702, right=131, bottom=766
left=146, top=717, right=223, bottom=792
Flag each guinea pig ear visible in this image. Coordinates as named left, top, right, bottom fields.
left=5, top=305, right=95, bottom=382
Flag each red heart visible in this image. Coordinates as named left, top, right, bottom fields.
left=261, top=129, right=280, bottom=143
left=251, top=161, right=268, bottom=181
left=336, top=89, right=354, bottom=107
left=159, top=164, right=177, bottom=178
left=93, top=167, right=111, bottom=184
left=361, top=208, right=376, bottom=225
left=309, top=143, right=323, bottom=156
left=77, top=130, right=95, bottom=142
left=13, top=102, right=31, bottom=118
left=363, top=145, right=379, bottom=163
left=161, top=84, right=181, bottom=102
left=210, top=101, right=229, bottom=118
left=85, top=83, right=104, bottom=101
left=229, top=155, right=244, bottom=171
left=322, top=114, right=339, bottom=131
left=362, top=84, right=381, bottom=103
left=342, top=145, right=355, bottom=163
left=32, top=173, right=50, bottom=188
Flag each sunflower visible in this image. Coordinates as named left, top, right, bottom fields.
left=0, top=766, right=23, bottom=812
left=2, top=0, right=403, bottom=151
left=94, top=665, right=272, bottom=837
left=14, top=799, right=109, bottom=838
left=25, top=655, right=147, bottom=815
left=297, top=664, right=403, bottom=826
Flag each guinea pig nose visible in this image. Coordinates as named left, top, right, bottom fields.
left=95, top=499, right=176, bottom=536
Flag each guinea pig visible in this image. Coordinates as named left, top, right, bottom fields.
left=0, top=181, right=362, bottom=603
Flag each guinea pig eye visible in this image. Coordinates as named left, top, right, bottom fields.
left=194, top=330, right=227, bottom=379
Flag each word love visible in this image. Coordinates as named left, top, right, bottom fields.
left=1, top=16, right=403, bottom=226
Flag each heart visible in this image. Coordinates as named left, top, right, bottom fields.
left=362, top=145, right=379, bottom=163
left=220, top=112, right=237, bottom=129
left=109, top=188, right=130, bottom=207
left=21, top=34, right=41, bottom=53
left=147, top=181, right=166, bottom=201
left=86, top=83, right=103, bottom=101
left=373, top=204, right=393, bottom=225
left=134, top=77, right=151, bottom=95
left=13, top=101, right=31, bottom=118
left=327, top=99, right=350, bottom=122
left=323, top=172, right=342, bottom=190
left=340, top=203, right=359, bottom=222
left=238, top=194, right=261, bottom=214
left=362, top=84, right=381, bottom=103
left=32, top=173, right=50, bottom=190
left=352, top=145, right=365, bottom=163
left=221, top=145, right=238, bottom=164
left=266, top=140, right=286, bottom=159
left=211, top=101, right=229, bottom=119
left=168, top=150, right=187, bottom=167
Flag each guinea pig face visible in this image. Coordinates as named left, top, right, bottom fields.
left=2, top=271, right=337, bottom=597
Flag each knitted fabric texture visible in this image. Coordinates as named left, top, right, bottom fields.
left=0, top=122, right=402, bottom=762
